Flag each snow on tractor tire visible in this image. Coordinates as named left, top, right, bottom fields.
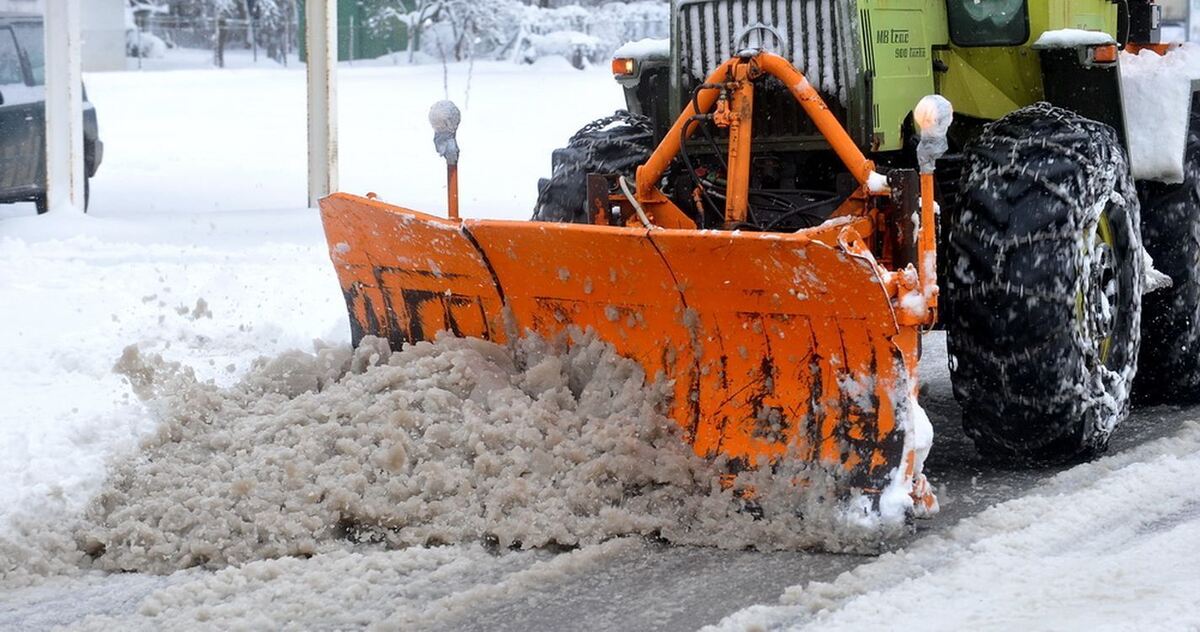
left=533, top=111, right=655, bottom=224
left=946, top=103, right=1143, bottom=463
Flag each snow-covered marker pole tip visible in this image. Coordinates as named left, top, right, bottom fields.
left=912, top=95, right=953, bottom=319
left=429, top=100, right=462, bottom=220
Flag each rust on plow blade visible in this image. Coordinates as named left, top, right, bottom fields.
left=321, top=193, right=934, bottom=515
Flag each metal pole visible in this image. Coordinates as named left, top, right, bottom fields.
left=214, top=17, right=224, bottom=68
left=306, top=0, right=338, bottom=208
left=43, top=0, right=85, bottom=214
left=447, top=164, right=459, bottom=219
left=348, top=14, right=354, bottom=65
left=283, top=3, right=291, bottom=67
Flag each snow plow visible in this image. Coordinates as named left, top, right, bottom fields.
left=322, top=51, right=941, bottom=517
left=322, top=0, right=1200, bottom=520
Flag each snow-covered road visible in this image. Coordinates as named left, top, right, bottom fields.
left=2, top=61, right=1199, bottom=631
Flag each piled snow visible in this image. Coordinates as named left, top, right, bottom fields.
left=1121, top=44, right=1200, bottom=183
left=1034, top=35, right=1200, bottom=183
left=0, top=331, right=909, bottom=588
left=706, top=421, right=1200, bottom=631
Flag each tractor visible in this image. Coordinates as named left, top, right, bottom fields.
left=530, top=0, right=1200, bottom=464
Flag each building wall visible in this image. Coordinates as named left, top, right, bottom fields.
left=0, top=0, right=126, bottom=72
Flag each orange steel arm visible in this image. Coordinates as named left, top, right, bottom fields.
left=755, top=54, right=876, bottom=187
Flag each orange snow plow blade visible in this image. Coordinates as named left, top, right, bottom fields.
left=321, top=193, right=931, bottom=510
left=320, top=51, right=939, bottom=516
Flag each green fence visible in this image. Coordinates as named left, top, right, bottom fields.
left=297, top=0, right=409, bottom=63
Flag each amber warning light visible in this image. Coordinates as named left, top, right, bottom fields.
left=1092, top=43, right=1118, bottom=63
left=612, top=57, right=636, bottom=76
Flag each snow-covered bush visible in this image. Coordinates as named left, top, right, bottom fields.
left=512, top=2, right=668, bottom=65
left=369, top=0, right=668, bottom=66
left=126, top=29, right=169, bottom=59
left=126, top=4, right=169, bottom=59
left=519, top=30, right=603, bottom=68
left=587, top=2, right=670, bottom=54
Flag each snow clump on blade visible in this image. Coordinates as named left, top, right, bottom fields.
left=2, top=333, right=906, bottom=584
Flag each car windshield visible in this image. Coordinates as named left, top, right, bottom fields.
left=10, top=21, right=43, bottom=85
left=947, top=0, right=1029, bottom=46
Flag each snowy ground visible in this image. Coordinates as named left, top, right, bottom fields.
left=2, top=61, right=1199, bottom=630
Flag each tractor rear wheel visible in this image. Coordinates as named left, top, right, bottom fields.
left=532, top=111, right=655, bottom=223
left=1134, top=115, right=1200, bottom=403
left=945, top=103, right=1144, bottom=464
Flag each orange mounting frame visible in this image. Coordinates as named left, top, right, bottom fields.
left=631, top=51, right=884, bottom=230
left=614, top=50, right=938, bottom=327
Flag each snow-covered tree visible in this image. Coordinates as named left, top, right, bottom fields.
left=438, top=0, right=524, bottom=61
left=248, top=0, right=296, bottom=64
left=366, top=0, right=665, bottom=65
left=371, top=0, right=443, bottom=64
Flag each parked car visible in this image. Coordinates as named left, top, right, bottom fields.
left=0, top=12, right=102, bottom=214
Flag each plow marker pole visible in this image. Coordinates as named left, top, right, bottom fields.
left=43, top=0, right=85, bottom=214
